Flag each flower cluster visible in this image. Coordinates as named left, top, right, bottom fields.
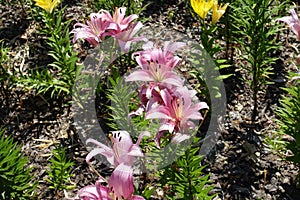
left=71, top=7, right=145, bottom=53
left=72, top=7, right=209, bottom=199
left=126, top=41, right=209, bottom=147
left=73, top=131, right=147, bottom=200
left=190, top=0, right=229, bottom=24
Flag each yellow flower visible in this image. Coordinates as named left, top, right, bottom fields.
left=33, top=0, right=60, bottom=14
left=190, top=0, right=214, bottom=20
left=212, top=1, right=229, bottom=24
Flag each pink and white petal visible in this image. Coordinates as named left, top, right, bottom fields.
left=129, top=107, right=145, bottom=117
left=166, top=56, right=182, bottom=68
left=142, top=41, right=155, bottom=50
left=86, top=138, right=113, bottom=151
left=112, top=131, right=132, bottom=143
left=130, top=195, right=146, bottom=200
left=290, top=9, right=299, bottom=21
left=117, top=40, right=132, bottom=53
left=192, top=102, right=209, bottom=110
left=116, top=7, right=127, bottom=21
left=292, top=23, right=300, bottom=39
left=163, top=41, right=186, bottom=53
left=125, top=70, right=154, bottom=82
left=135, top=56, right=149, bottom=69
left=128, top=145, right=144, bottom=157
left=184, top=110, right=202, bottom=120
left=86, top=138, right=114, bottom=164
left=171, top=133, right=191, bottom=144
left=105, top=22, right=119, bottom=31
left=146, top=106, right=172, bottom=119
left=95, top=183, right=111, bottom=200
left=77, top=185, right=99, bottom=199
left=159, top=89, right=173, bottom=107
left=155, top=130, right=166, bottom=148
left=109, top=164, right=134, bottom=199
left=99, top=9, right=113, bottom=21
left=72, top=29, right=99, bottom=42
left=112, top=131, right=136, bottom=166
left=122, top=14, right=139, bottom=27
left=86, top=148, right=114, bottom=165
left=277, top=16, right=293, bottom=24
left=72, top=22, right=89, bottom=30
left=128, top=21, right=144, bottom=37
left=159, top=122, right=175, bottom=133
left=146, top=97, right=160, bottom=111
left=162, top=75, right=184, bottom=87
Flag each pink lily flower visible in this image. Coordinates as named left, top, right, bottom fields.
left=100, top=7, right=138, bottom=32
left=86, top=131, right=148, bottom=167
left=140, top=83, right=164, bottom=110
left=71, top=7, right=143, bottom=49
left=277, top=8, right=300, bottom=40
left=125, top=41, right=185, bottom=86
left=128, top=83, right=165, bottom=119
left=112, top=21, right=146, bottom=53
left=74, top=165, right=145, bottom=200
left=136, top=41, right=186, bottom=68
left=73, top=179, right=110, bottom=200
left=146, top=87, right=208, bottom=147
left=71, top=13, right=110, bottom=47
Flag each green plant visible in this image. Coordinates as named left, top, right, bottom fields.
left=0, top=128, right=37, bottom=200
left=187, top=1, right=232, bottom=106
left=46, top=145, right=75, bottom=192
left=20, top=5, right=78, bottom=97
left=274, top=72, right=300, bottom=186
left=158, top=138, right=215, bottom=200
left=230, top=0, right=286, bottom=121
left=106, top=76, right=150, bottom=136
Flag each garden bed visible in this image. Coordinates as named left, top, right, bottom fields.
left=0, top=0, right=299, bottom=199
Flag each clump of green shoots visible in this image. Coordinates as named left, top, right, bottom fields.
left=46, top=145, right=75, bottom=194
left=0, top=128, right=37, bottom=200
left=274, top=71, right=300, bottom=186
left=158, top=138, right=215, bottom=199
left=230, top=0, right=286, bottom=121
left=21, top=1, right=78, bottom=97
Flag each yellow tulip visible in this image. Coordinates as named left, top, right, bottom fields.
left=190, top=0, right=214, bottom=20
left=212, top=1, right=229, bottom=24
left=33, top=0, right=60, bottom=14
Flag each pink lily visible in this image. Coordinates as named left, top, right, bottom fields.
left=125, top=41, right=185, bottom=86
left=86, top=131, right=148, bottom=167
left=112, top=21, right=146, bottom=53
left=74, top=165, right=145, bottom=200
left=73, top=179, right=110, bottom=200
left=140, top=83, right=165, bottom=110
left=146, top=87, right=208, bottom=147
left=277, top=8, right=300, bottom=40
left=136, top=41, right=186, bottom=68
left=128, top=83, right=165, bottom=119
left=100, top=7, right=138, bottom=32
left=71, top=13, right=109, bottom=46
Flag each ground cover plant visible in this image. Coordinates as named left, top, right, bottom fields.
left=0, top=0, right=300, bottom=199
